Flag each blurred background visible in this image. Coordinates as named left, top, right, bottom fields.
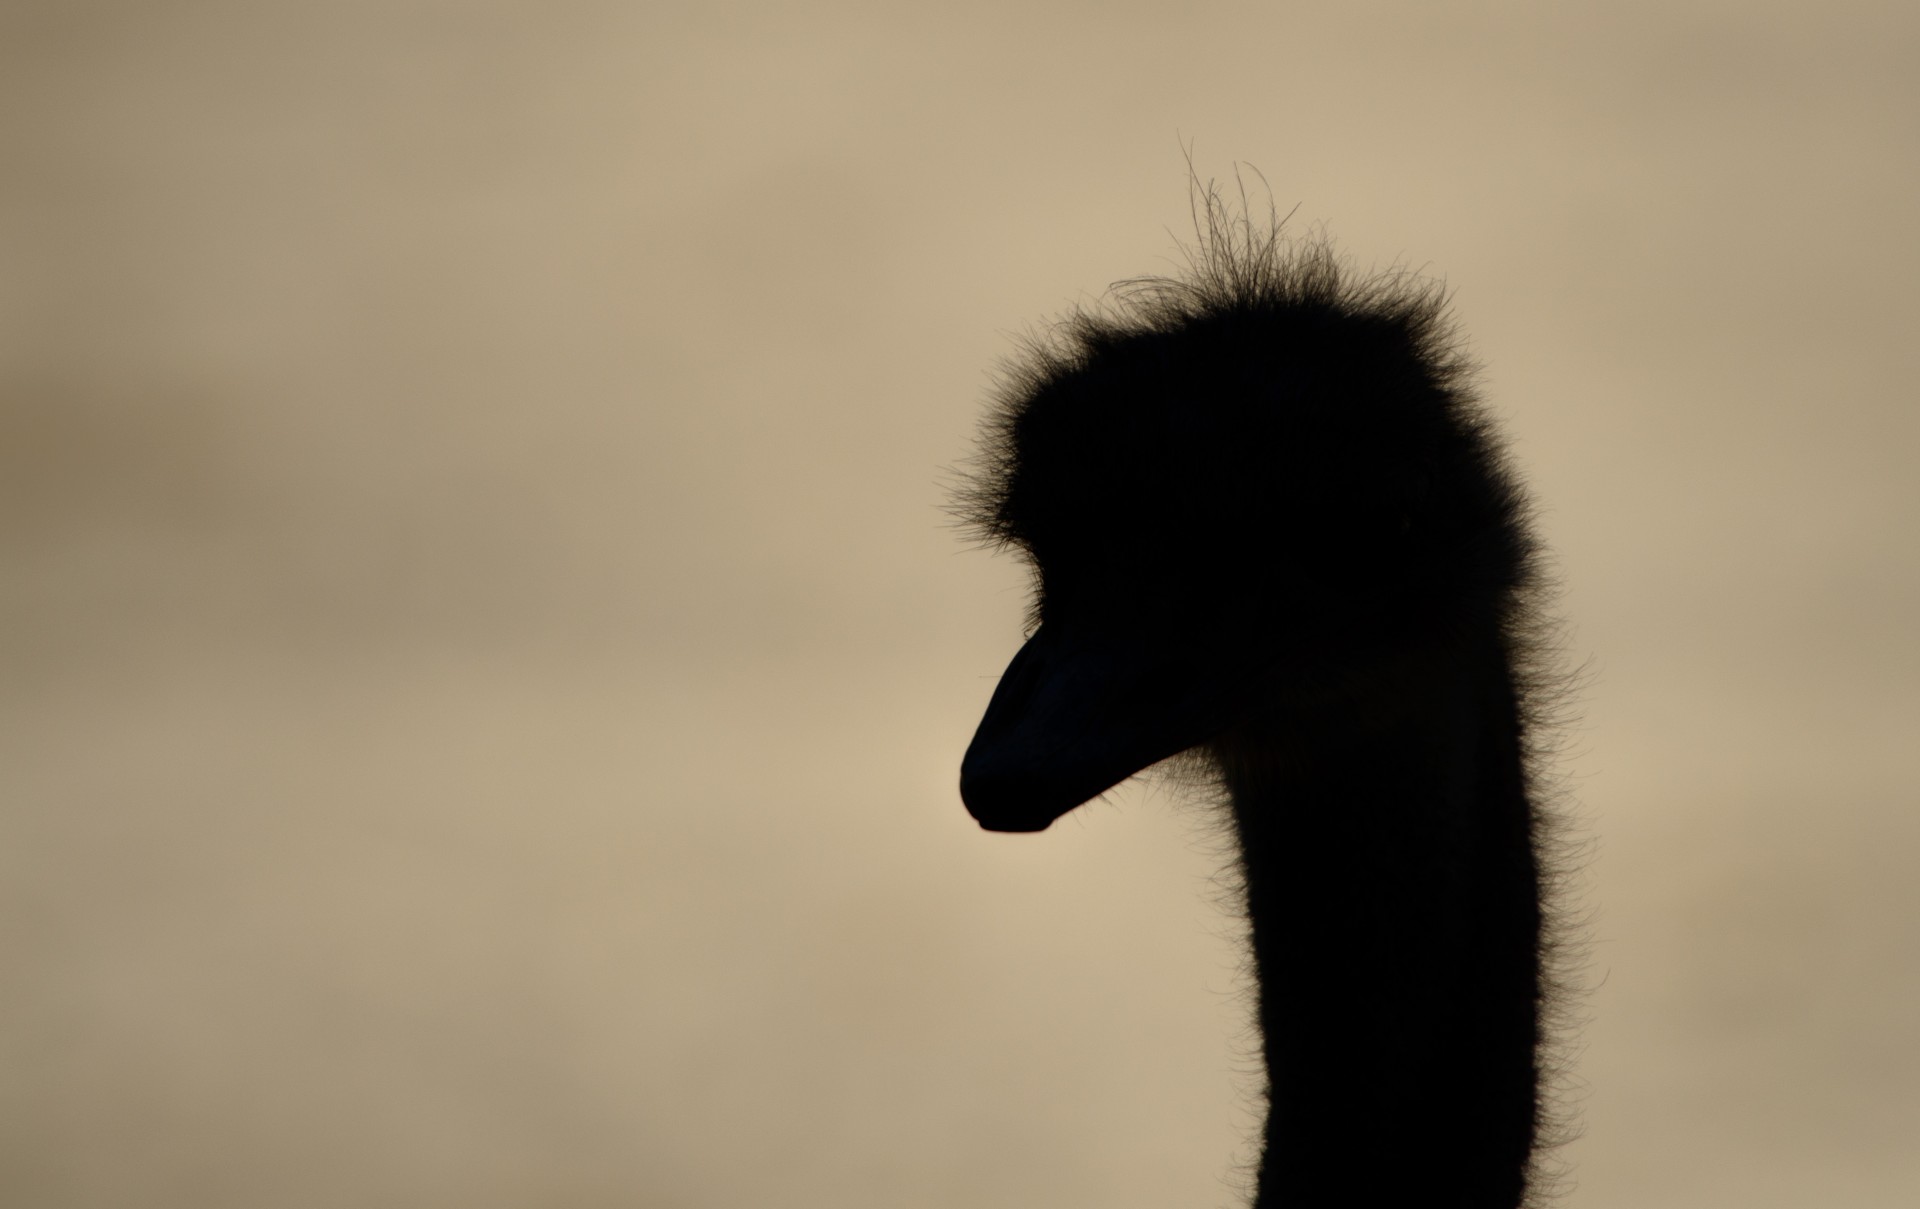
left=4, top=2, right=1917, bottom=1206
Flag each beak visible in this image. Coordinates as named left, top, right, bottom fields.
left=960, top=623, right=1238, bottom=832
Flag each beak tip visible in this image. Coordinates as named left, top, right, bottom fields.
left=974, top=813, right=1054, bottom=834
left=961, top=769, right=1061, bottom=834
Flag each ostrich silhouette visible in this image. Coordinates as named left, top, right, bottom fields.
left=956, top=181, right=1571, bottom=1209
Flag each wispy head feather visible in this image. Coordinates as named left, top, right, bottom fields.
left=955, top=170, right=1526, bottom=653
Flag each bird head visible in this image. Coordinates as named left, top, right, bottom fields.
left=957, top=233, right=1530, bottom=832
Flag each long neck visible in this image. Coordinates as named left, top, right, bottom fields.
left=1218, top=631, right=1545, bottom=1209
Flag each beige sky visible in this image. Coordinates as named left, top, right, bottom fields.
left=4, top=2, right=1917, bottom=1206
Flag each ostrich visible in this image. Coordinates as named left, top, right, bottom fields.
left=956, top=182, right=1570, bottom=1209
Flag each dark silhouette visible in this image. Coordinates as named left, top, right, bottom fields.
left=956, top=179, right=1571, bottom=1208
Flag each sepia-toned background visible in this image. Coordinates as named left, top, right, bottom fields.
left=5, top=2, right=1916, bottom=1206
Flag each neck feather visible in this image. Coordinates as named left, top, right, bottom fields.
left=1217, top=633, right=1545, bottom=1209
